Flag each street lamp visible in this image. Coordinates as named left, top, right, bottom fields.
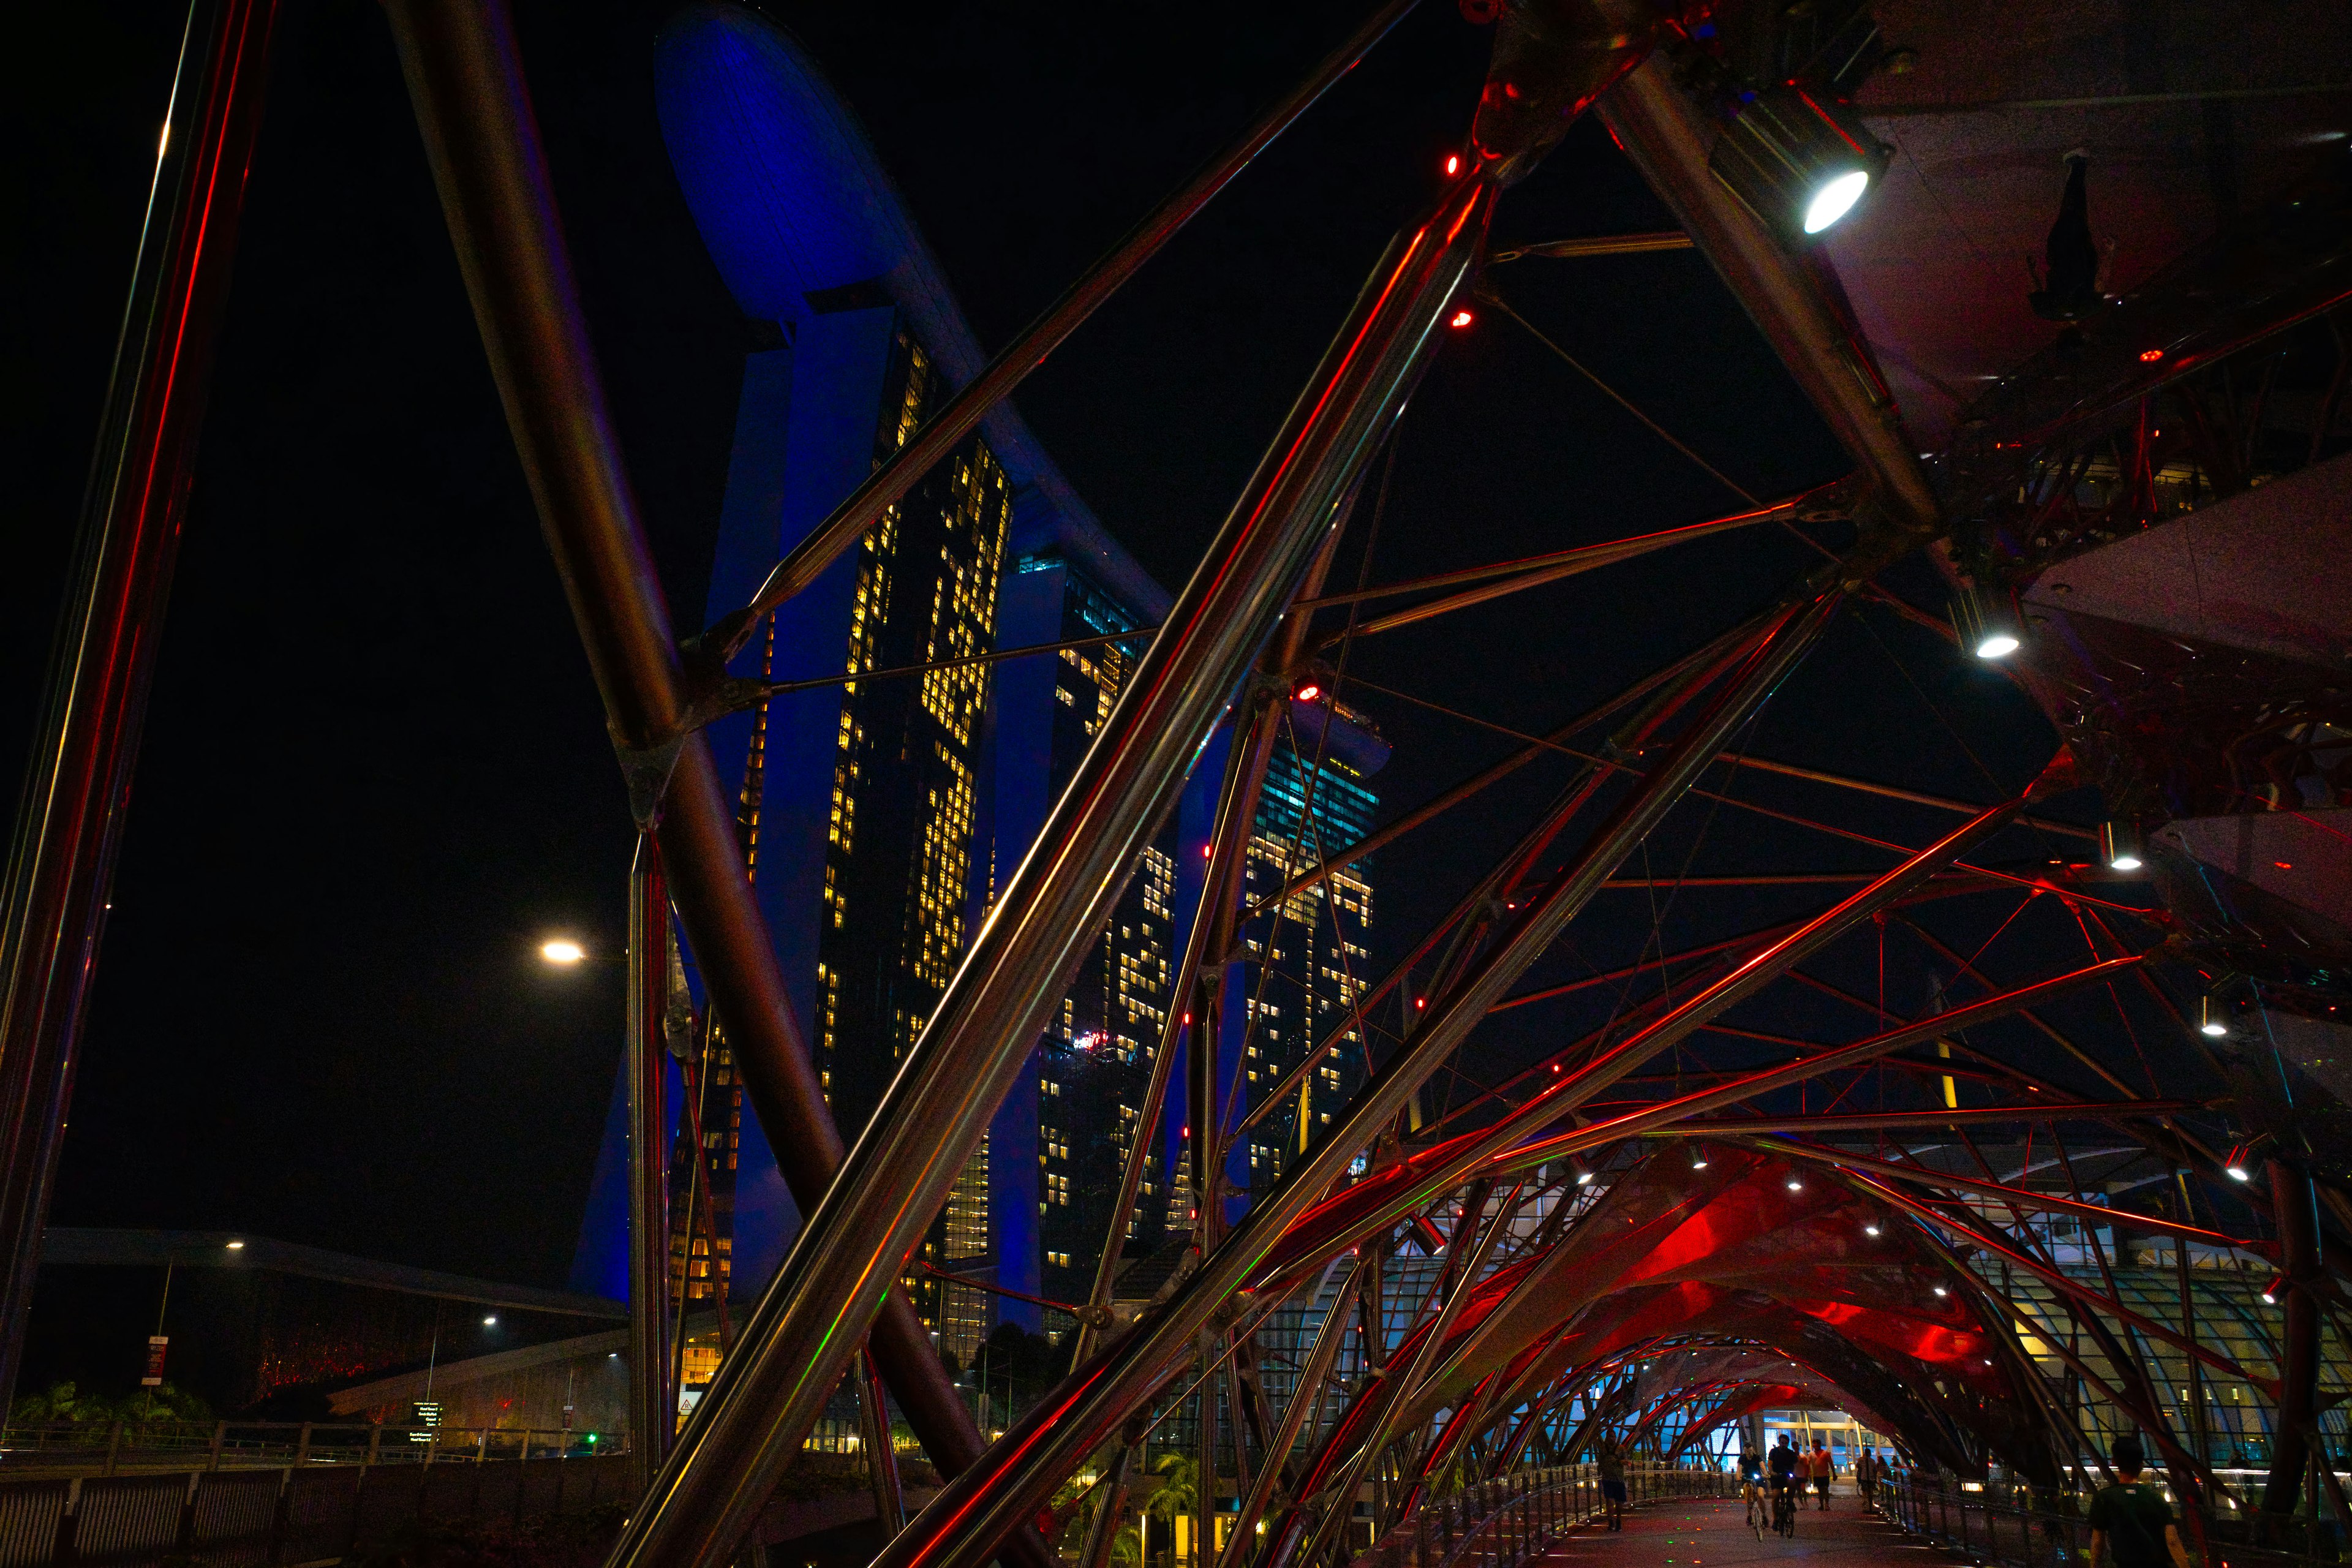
left=540, top=938, right=586, bottom=965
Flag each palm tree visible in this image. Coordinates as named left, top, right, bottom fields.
left=1146, top=1452, right=1198, bottom=1525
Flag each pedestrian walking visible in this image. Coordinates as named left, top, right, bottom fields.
left=1599, top=1439, right=1627, bottom=1532
left=2088, top=1438, right=2190, bottom=1568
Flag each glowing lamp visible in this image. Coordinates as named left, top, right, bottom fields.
left=2225, top=1144, right=2254, bottom=1182
left=1863, top=1225, right=1881, bottom=1237
left=1445, top=154, right=1461, bottom=176
left=2263, top=1276, right=2283, bottom=1305
left=2198, top=993, right=2229, bottom=1038
left=1449, top=309, right=1475, bottom=329
left=1785, top=1180, right=1803, bottom=1191
left=1708, top=86, right=1888, bottom=241
left=1294, top=682, right=1322, bottom=703
left=1950, top=582, right=2022, bottom=660
left=1575, top=1169, right=1594, bottom=1186
left=225, top=1239, right=246, bottom=1250
left=483, top=1315, right=499, bottom=1327
left=1932, top=1286, right=1948, bottom=1297
left=2098, top=820, right=2145, bottom=873
left=2139, top=349, right=2165, bottom=363
left=541, top=938, right=586, bottom=965
left=1691, top=1144, right=1709, bottom=1170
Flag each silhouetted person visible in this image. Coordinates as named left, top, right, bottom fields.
left=2089, top=1437, right=2190, bottom=1568
left=2031, top=150, right=2100, bottom=321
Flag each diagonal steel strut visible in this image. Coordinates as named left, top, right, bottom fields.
left=609, top=171, right=1501, bottom=1568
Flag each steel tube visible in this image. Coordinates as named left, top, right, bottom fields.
left=878, top=588, right=1836, bottom=1568
left=1322, top=498, right=1796, bottom=641
left=627, top=837, right=671, bottom=1477
left=1544, top=796, right=2029, bottom=1114
left=378, top=0, right=1031, bottom=1525
left=0, top=0, right=279, bottom=1410
left=1216, top=1259, right=1364, bottom=1568
left=1595, top=59, right=1939, bottom=533
left=613, top=172, right=1498, bottom=1568
left=711, top=0, right=1423, bottom=660
left=1269, top=954, right=2144, bottom=1298
left=2263, top=1158, right=2321, bottom=1520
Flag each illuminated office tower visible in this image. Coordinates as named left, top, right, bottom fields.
left=985, top=522, right=1201, bottom=1332
left=1227, top=698, right=1389, bottom=1193
left=574, top=6, right=1374, bottom=1368
left=568, top=7, right=1133, bottom=1371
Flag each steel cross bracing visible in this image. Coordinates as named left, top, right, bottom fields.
left=7, top=3, right=2348, bottom=1568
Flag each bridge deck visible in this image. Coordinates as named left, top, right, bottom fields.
left=1541, top=1496, right=1931, bottom=1568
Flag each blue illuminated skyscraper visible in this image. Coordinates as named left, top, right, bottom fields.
left=571, top=4, right=1388, bottom=1378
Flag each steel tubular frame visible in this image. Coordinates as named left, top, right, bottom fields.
left=23, top=0, right=2326, bottom=1556
left=1593, top=55, right=1940, bottom=533
left=869, top=585, right=1838, bottom=1568
left=374, top=0, right=1026, bottom=1541
left=627, top=837, right=671, bottom=1481
left=614, top=165, right=1499, bottom=1568
left=0, top=0, right=279, bottom=1412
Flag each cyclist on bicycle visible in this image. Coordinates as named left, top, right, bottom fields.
left=1740, top=1444, right=1768, bottom=1531
left=1768, top=1433, right=1801, bottom=1535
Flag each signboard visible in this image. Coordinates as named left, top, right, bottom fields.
left=141, top=1335, right=168, bottom=1387
left=409, top=1400, right=442, bottom=1442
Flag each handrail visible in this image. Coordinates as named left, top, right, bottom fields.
left=1349, top=1462, right=1733, bottom=1568
left=1876, top=1469, right=2338, bottom=1568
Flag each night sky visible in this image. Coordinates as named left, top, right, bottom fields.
left=6, top=0, right=2089, bottom=1293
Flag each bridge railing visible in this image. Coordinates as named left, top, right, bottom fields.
left=1876, top=1469, right=2338, bottom=1568
left=0, top=1450, right=639, bottom=1567
left=1352, top=1463, right=1734, bottom=1568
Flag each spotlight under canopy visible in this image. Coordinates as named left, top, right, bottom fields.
left=2199, top=993, right=2230, bottom=1038
left=2099, top=820, right=2146, bottom=873
left=1950, top=582, right=2023, bottom=661
left=1708, top=85, right=1890, bottom=243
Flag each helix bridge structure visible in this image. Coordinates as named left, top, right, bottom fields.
left=6, top=2, right=2352, bottom=1568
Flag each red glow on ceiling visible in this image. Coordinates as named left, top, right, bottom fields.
left=2139, top=349, right=2164, bottom=362
left=1450, top=309, right=1475, bottom=329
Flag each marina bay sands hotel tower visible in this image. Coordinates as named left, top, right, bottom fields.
left=572, top=2, right=1387, bottom=1385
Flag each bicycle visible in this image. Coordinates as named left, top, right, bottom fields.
left=1745, top=1483, right=1770, bottom=1540
left=1772, top=1480, right=1798, bottom=1539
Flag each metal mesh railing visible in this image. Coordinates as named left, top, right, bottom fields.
left=1350, top=1463, right=1735, bottom=1568
left=1876, top=1469, right=2343, bottom=1568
